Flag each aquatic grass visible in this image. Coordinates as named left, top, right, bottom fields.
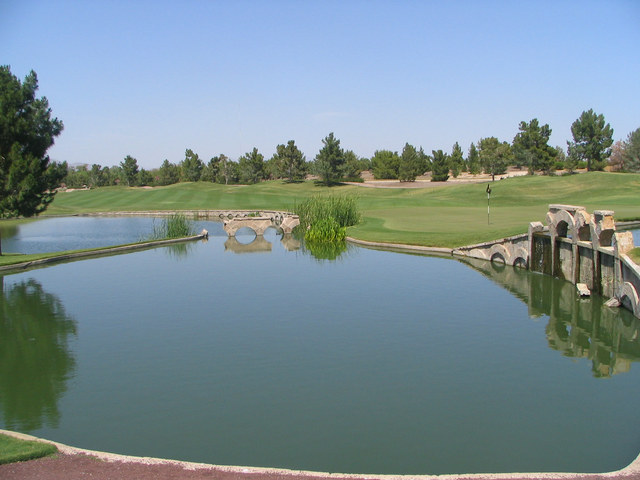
left=294, top=194, right=361, bottom=231
left=294, top=194, right=359, bottom=247
left=304, top=217, right=346, bottom=243
left=0, top=433, right=58, bottom=464
left=149, top=213, right=195, bottom=240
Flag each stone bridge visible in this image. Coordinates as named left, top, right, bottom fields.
left=453, top=204, right=640, bottom=319
left=220, top=211, right=300, bottom=237
left=86, top=209, right=300, bottom=238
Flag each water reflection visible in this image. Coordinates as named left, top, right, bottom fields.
left=164, top=241, right=196, bottom=259
left=280, top=234, right=301, bottom=252
left=459, top=257, right=640, bottom=377
left=0, top=277, right=77, bottom=431
left=0, top=222, right=19, bottom=239
left=224, top=234, right=301, bottom=254
left=302, top=240, right=348, bottom=261
left=225, top=235, right=272, bottom=253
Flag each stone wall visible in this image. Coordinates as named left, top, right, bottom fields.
left=453, top=204, right=640, bottom=319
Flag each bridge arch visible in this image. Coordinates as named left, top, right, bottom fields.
left=620, top=282, right=640, bottom=318
left=547, top=208, right=576, bottom=239
left=512, top=246, right=529, bottom=268
left=489, top=244, right=511, bottom=264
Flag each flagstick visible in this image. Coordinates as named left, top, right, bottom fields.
left=486, top=184, right=491, bottom=225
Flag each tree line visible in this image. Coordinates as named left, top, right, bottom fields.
left=368, top=111, right=638, bottom=183
left=61, top=134, right=370, bottom=188
left=62, top=111, right=640, bottom=189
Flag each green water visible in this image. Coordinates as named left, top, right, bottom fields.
left=1, top=219, right=640, bottom=475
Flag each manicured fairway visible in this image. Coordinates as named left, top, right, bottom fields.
left=37, top=172, right=640, bottom=248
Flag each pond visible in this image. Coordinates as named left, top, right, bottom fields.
left=1, top=217, right=640, bottom=475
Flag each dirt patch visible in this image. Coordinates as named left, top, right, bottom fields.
left=2, top=452, right=639, bottom=480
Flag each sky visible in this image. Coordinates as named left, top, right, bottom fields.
left=1, top=0, right=639, bottom=170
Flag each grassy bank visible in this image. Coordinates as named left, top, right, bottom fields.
left=38, top=172, right=640, bottom=248
left=0, top=433, right=57, bottom=464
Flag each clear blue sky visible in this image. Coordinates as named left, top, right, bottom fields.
left=1, top=0, right=639, bottom=170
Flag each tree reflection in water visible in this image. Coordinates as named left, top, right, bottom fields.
left=459, top=257, right=640, bottom=378
left=0, top=277, right=77, bottom=431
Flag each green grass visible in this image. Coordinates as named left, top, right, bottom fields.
left=629, top=248, right=640, bottom=265
left=33, top=172, right=640, bottom=248
left=0, top=433, right=57, bottom=464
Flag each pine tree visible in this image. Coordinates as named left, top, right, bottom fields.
left=567, top=109, right=613, bottom=171
left=622, top=128, right=640, bottom=172
left=274, top=140, right=306, bottom=181
left=313, top=133, right=345, bottom=186
left=512, top=118, right=556, bottom=174
left=180, top=149, right=203, bottom=182
left=371, top=150, right=400, bottom=179
left=431, top=150, right=450, bottom=182
left=467, top=143, right=480, bottom=174
left=450, top=142, right=465, bottom=178
left=120, top=155, right=139, bottom=186
left=238, top=148, right=265, bottom=184
left=398, top=143, right=420, bottom=182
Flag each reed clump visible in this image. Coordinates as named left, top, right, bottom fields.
left=150, top=213, right=195, bottom=240
left=294, top=194, right=360, bottom=243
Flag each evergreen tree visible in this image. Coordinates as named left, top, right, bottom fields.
left=137, top=168, right=153, bottom=186
left=431, top=149, right=450, bottom=182
left=313, top=132, right=345, bottom=186
left=418, top=147, right=431, bottom=173
left=0, top=66, right=65, bottom=254
left=238, top=147, right=265, bottom=184
left=478, top=137, right=510, bottom=180
left=201, top=157, right=219, bottom=182
left=273, top=140, right=306, bottom=181
left=120, top=155, right=139, bottom=186
left=157, top=159, right=180, bottom=185
left=622, top=128, right=640, bottom=172
left=398, top=143, right=420, bottom=182
left=371, top=150, right=400, bottom=179
left=450, top=142, right=465, bottom=178
left=567, top=109, right=613, bottom=171
left=512, top=118, right=556, bottom=174
left=342, top=150, right=362, bottom=180
left=180, top=148, right=203, bottom=182
left=467, top=142, right=480, bottom=174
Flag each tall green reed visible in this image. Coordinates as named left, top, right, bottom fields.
left=294, top=194, right=360, bottom=243
left=150, top=213, right=195, bottom=240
